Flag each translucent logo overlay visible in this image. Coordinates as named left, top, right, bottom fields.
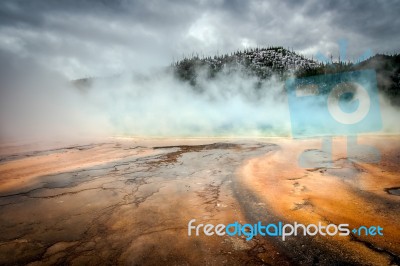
left=283, top=38, right=385, bottom=167
left=286, top=69, right=382, bottom=138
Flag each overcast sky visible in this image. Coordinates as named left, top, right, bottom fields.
left=0, top=0, right=399, bottom=79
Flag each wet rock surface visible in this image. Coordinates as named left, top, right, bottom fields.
left=0, top=137, right=399, bottom=265
left=238, top=136, right=400, bottom=265
left=0, top=140, right=288, bottom=265
left=385, top=187, right=400, bottom=196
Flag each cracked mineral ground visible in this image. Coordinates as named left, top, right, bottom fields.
left=0, top=136, right=399, bottom=265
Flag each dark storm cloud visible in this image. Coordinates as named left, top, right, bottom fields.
left=296, top=0, right=400, bottom=58
left=0, top=0, right=399, bottom=79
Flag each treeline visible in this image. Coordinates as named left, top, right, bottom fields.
left=298, top=54, right=400, bottom=105
left=172, top=46, right=318, bottom=85
left=172, top=47, right=400, bottom=105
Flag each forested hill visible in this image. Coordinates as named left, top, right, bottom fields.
left=172, top=47, right=400, bottom=104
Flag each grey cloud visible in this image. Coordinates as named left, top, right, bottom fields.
left=0, top=0, right=399, bottom=79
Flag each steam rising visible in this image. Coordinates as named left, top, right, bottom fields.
left=0, top=58, right=399, bottom=143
